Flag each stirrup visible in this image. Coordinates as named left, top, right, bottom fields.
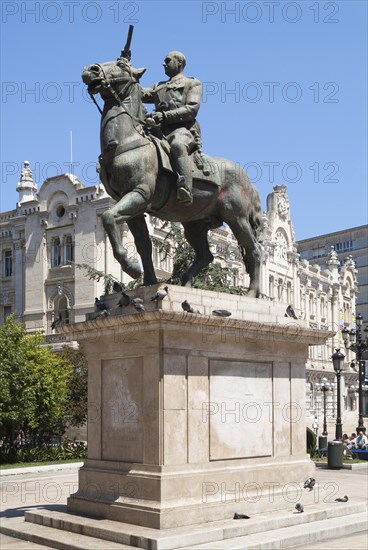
left=177, top=186, right=193, bottom=205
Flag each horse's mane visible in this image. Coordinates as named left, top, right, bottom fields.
left=115, top=58, right=146, bottom=122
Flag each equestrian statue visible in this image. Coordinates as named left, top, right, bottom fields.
left=82, top=26, right=262, bottom=297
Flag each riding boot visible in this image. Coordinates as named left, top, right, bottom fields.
left=175, top=154, right=193, bottom=205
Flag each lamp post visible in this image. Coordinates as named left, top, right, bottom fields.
left=332, top=349, right=345, bottom=441
left=315, top=378, right=335, bottom=436
left=342, top=314, right=368, bottom=434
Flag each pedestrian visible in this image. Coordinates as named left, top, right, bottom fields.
left=312, top=416, right=319, bottom=437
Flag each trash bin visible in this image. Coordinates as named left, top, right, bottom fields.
left=318, top=435, right=328, bottom=450
left=327, top=440, right=343, bottom=469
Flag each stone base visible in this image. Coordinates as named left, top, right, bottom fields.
left=68, top=457, right=315, bottom=529
left=61, top=285, right=332, bottom=529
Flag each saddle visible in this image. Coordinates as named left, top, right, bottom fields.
left=148, top=134, right=220, bottom=187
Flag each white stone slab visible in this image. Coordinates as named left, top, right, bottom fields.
left=209, top=360, right=272, bottom=460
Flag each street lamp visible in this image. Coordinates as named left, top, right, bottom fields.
left=342, top=314, right=368, bottom=433
left=315, top=378, right=335, bottom=436
left=332, top=349, right=345, bottom=441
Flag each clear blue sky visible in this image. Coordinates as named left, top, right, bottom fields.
left=1, top=0, right=367, bottom=240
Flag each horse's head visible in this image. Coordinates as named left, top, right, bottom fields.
left=82, top=58, right=146, bottom=102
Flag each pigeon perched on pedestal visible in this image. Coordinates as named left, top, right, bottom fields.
left=233, top=513, right=250, bottom=519
left=113, top=281, right=123, bottom=293
left=335, top=495, right=348, bottom=502
left=303, top=477, right=316, bottom=491
left=95, top=297, right=108, bottom=311
left=212, top=309, right=232, bottom=317
left=133, top=301, right=145, bottom=312
left=285, top=305, right=298, bottom=319
left=181, top=300, right=200, bottom=314
left=295, top=503, right=304, bottom=513
left=131, top=297, right=143, bottom=306
left=150, top=286, right=169, bottom=302
left=117, top=292, right=131, bottom=308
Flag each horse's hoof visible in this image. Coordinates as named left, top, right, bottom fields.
left=125, top=261, right=142, bottom=280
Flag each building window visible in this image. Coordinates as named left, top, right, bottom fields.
left=153, top=242, right=170, bottom=272
left=159, top=250, right=169, bottom=272
left=278, top=278, right=283, bottom=301
left=153, top=244, right=159, bottom=268
left=286, top=281, right=292, bottom=303
left=56, top=204, right=66, bottom=218
left=56, top=296, right=69, bottom=325
left=4, top=250, right=13, bottom=277
left=65, top=236, right=74, bottom=264
left=335, top=240, right=353, bottom=252
left=4, top=305, right=12, bottom=319
left=51, top=238, right=61, bottom=268
left=320, top=297, right=326, bottom=318
left=269, top=276, right=274, bottom=298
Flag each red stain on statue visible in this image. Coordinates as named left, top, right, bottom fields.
left=219, top=186, right=228, bottom=199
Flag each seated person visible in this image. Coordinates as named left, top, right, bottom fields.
left=347, top=433, right=357, bottom=450
left=353, top=431, right=367, bottom=449
left=343, top=433, right=350, bottom=444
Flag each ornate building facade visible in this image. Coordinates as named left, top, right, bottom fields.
left=0, top=164, right=362, bottom=434
left=298, top=225, right=368, bottom=325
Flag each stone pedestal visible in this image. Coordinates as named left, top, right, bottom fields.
left=62, top=286, right=333, bottom=529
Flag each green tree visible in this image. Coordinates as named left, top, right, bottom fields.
left=153, top=222, right=248, bottom=295
left=0, top=316, right=72, bottom=444
left=59, top=345, right=88, bottom=428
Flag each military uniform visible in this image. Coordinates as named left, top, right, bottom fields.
left=142, top=73, right=202, bottom=137
left=142, top=74, right=202, bottom=203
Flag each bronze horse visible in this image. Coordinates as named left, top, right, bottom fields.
left=82, top=57, right=262, bottom=297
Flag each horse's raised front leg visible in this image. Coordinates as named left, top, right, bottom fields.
left=127, top=216, right=158, bottom=286
left=181, top=220, right=214, bottom=286
left=102, top=191, right=148, bottom=280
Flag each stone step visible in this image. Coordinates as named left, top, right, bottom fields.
left=183, top=512, right=368, bottom=549
left=16, top=501, right=368, bottom=550
left=1, top=519, right=136, bottom=550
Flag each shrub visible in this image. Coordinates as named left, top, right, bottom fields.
left=306, top=427, right=317, bottom=457
left=0, top=440, right=87, bottom=465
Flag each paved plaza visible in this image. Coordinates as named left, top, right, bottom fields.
left=0, top=462, right=367, bottom=549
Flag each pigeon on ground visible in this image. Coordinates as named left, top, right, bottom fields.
left=117, top=292, right=131, bottom=308
left=212, top=309, right=232, bottom=317
left=285, top=305, right=298, bottom=319
left=133, top=301, right=145, bottom=312
left=335, top=496, right=348, bottom=502
left=233, top=513, right=250, bottom=519
left=150, top=286, right=169, bottom=302
left=303, top=477, right=316, bottom=491
left=113, top=281, right=123, bottom=293
left=51, top=313, right=62, bottom=330
left=181, top=300, right=200, bottom=313
left=295, top=503, right=304, bottom=513
left=95, top=297, right=108, bottom=311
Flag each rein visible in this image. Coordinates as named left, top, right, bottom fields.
left=89, top=63, right=145, bottom=130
